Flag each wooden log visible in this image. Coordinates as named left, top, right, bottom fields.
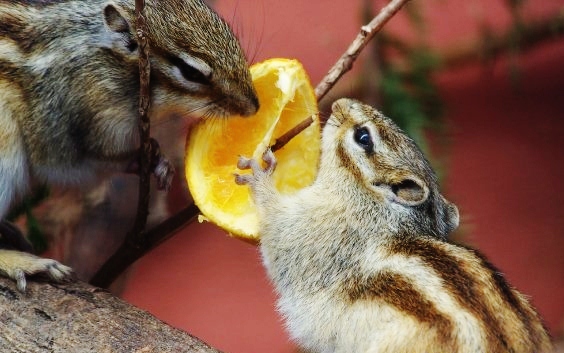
left=0, top=277, right=221, bottom=352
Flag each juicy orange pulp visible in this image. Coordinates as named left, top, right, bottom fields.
left=185, top=58, right=320, bottom=242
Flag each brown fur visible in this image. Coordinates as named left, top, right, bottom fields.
left=237, top=98, right=552, bottom=353
left=347, top=270, right=456, bottom=349
left=0, top=0, right=258, bottom=290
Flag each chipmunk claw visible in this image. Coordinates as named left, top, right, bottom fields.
left=126, top=138, right=175, bottom=191
left=14, top=269, right=26, bottom=293
left=234, top=155, right=256, bottom=185
left=235, top=150, right=277, bottom=186
left=236, top=155, right=253, bottom=171
left=261, top=149, right=277, bottom=174
left=153, top=154, right=175, bottom=191
left=149, top=138, right=175, bottom=191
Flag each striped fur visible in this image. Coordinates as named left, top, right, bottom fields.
left=0, top=0, right=257, bottom=290
left=239, top=98, right=551, bottom=352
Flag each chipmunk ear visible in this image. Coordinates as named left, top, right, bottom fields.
left=103, top=3, right=138, bottom=53
left=389, top=176, right=429, bottom=207
left=440, top=196, right=459, bottom=235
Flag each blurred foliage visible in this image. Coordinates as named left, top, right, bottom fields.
left=378, top=47, right=443, bottom=152
left=505, top=0, right=526, bottom=85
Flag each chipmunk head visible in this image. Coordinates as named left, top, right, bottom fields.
left=103, top=0, right=259, bottom=118
left=323, top=98, right=458, bottom=238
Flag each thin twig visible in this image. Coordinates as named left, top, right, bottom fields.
left=315, top=0, right=411, bottom=101
left=270, top=118, right=316, bottom=152
left=443, top=9, right=564, bottom=68
left=271, top=0, right=411, bottom=152
left=133, top=0, right=152, bottom=245
left=90, top=0, right=152, bottom=288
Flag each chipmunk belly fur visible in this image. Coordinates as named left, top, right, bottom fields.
left=239, top=98, right=551, bottom=353
left=259, top=187, right=490, bottom=353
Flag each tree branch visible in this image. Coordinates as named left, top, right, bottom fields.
left=89, top=0, right=152, bottom=288
left=89, top=204, right=200, bottom=288
left=442, top=9, right=564, bottom=68
left=132, top=0, right=152, bottom=245
left=0, top=277, right=220, bottom=352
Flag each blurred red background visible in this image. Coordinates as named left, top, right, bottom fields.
left=121, top=1, right=564, bottom=352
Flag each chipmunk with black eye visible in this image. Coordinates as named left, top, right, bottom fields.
left=0, top=0, right=258, bottom=291
left=236, top=98, right=551, bottom=353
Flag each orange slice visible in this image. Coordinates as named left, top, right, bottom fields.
left=185, top=58, right=320, bottom=242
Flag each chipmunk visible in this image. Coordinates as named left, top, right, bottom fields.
left=236, top=98, right=552, bottom=353
left=0, top=0, right=258, bottom=291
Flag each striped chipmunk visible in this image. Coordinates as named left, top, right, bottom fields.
left=0, top=0, right=258, bottom=291
left=235, top=98, right=552, bottom=353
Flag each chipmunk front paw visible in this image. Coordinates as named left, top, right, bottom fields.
left=126, top=138, right=175, bottom=191
left=235, top=149, right=277, bottom=187
left=149, top=138, right=175, bottom=191
left=0, top=250, right=73, bottom=292
left=153, top=153, right=175, bottom=191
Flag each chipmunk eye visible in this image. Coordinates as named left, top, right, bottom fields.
left=354, top=127, right=374, bottom=151
left=168, top=55, right=211, bottom=85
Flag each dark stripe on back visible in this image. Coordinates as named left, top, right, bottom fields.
left=471, top=248, right=547, bottom=349
left=347, top=271, right=456, bottom=348
left=0, top=60, right=18, bottom=75
left=0, top=13, right=34, bottom=52
left=0, top=60, right=26, bottom=95
left=0, top=15, right=18, bottom=31
left=389, top=236, right=512, bottom=352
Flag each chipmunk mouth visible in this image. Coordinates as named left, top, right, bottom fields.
left=193, top=90, right=259, bottom=119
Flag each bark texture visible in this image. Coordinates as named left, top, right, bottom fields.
left=0, top=277, right=220, bottom=352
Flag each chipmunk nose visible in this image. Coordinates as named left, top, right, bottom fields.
left=237, top=89, right=259, bottom=117
left=248, top=92, right=260, bottom=115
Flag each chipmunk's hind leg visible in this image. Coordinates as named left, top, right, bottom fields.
left=0, top=116, right=73, bottom=292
